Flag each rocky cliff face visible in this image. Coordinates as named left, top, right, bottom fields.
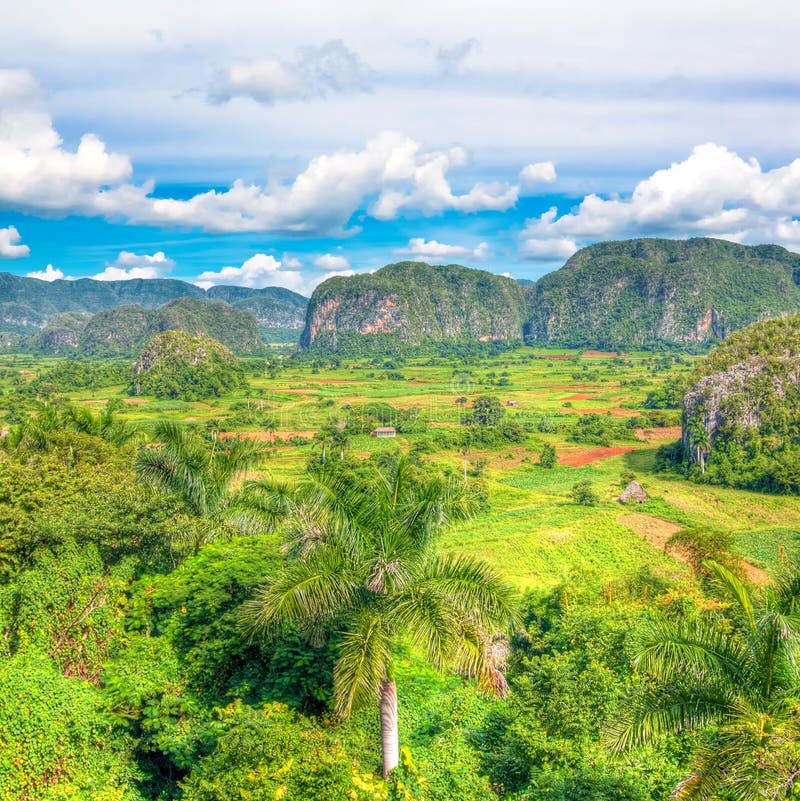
left=526, top=238, right=800, bottom=348
left=301, top=262, right=528, bottom=352
left=681, top=315, right=800, bottom=468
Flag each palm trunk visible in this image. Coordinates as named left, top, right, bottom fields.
left=380, top=679, right=399, bottom=779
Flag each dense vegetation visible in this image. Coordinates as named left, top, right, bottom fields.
left=301, top=262, right=527, bottom=353
left=133, top=331, right=248, bottom=400
left=677, top=315, right=800, bottom=493
left=1, top=342, right=799, bottom=800
left=525, top=238, right=800, bottom=348
left=33, top=297, right=263, bottom=357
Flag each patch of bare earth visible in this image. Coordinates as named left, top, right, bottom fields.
left=567, top=408, right=639, bottom=418
left=122, top=397, right=149, bottom=404
left=558, top=446, right=636, bottom=467
left=620, top=513, right=771, bottom=584
left=635, top=426, right=682, bottom=441
left=561, top=393, right=596, bottom=401
left=220, top=430, right=315, bottom=442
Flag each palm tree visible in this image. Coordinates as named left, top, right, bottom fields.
left=134, top=421, right=269, bottom=544
left=239, top=457, right=518, bottom=779
left=612, top=561, right=800, bottom=800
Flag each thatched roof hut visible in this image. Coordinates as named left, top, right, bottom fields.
left=619, top=480, right=648, bottom=504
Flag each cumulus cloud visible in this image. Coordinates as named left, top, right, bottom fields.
left=97, top=130, right=519, bottom=234
left=0, top=69, right=133, bottom=217
left=395, top=237, right=489, bottom=261
left=194, top=253, right=309, bottom=293
left=208, top=40, right=374, bottom=105
left=437, top=39, right=480, bottom=76
left=0, top=77, right=519, bottom=234
left=520, top=143, right=800, bottom=258
left=520, top=161, right=557, bottom=186
left=194, top=252, right=361, bottom=294
left=92, top=251, right=174, bottom=281
left=26, top=264, right=64, bottom=281
left=0, top=225, right=30, bottom=258
left=314, top=253, right=350, bottom=270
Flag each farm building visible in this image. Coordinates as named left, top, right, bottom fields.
left=371, top=426, right=397, bottom=438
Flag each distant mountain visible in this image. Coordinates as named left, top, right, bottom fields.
left=0, top=273, right=307, bottom=340
left=34, top=297, right=263, bottom=356
left=300, top=262, right=528, bottom=354
left=525, top=238, right=800, bottom=348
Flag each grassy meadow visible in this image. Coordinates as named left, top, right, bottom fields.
left=4, top=345, right=798, bottom=592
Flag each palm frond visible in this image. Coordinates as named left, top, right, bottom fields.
left=610, top=684, right=735, bottom=753
left=634, top=617, right=749, bottom=686
left=239, top=554, right=359, bottom=643
left=706, top=560, right=756, bottom=630
left=422, top=553, right=519, bottom=629
left=333, top=611, right=392, bottom=718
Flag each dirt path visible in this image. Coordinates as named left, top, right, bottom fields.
left=619, top=512, right=771, bottom=584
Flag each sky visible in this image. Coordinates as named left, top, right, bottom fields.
left=2, top=0, right=800, bottom=295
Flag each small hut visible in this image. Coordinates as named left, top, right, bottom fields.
left=619, top=480, right=648, bottom=504
left=371, top=426, right=397, bottom=438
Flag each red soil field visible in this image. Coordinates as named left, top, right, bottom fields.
left=558, top=446, right=636, bottom=466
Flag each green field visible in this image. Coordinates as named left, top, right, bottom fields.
left=5, top=346, right=798, bottom=589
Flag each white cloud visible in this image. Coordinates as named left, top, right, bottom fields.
left=0, top=69, right=133, bottom=216
left=520, top=143, right=800, bottom=258
left=194, top=253, right=310, bottom=293
left=0, top=225, right=30, bottom=258
left=92, top=251, right=174, bottom=281
left=26, top=264, right=64, bottom=281
left=395, top=237, right=489, bottom=262
left=520, top=235, right=578, bottom=261
left=314, top=253, right=350, bottom=270
left=100, top=130, right=519, bottom=233
left=0, top=72, right=520, bottom=235
left=520, top=161, right=557, bottom=186
left=208, top=40, right=374, bottom=104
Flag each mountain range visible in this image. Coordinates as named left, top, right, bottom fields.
left=4, top=237, right=800, bottom=354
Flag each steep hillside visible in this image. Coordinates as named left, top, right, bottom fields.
left=0, top=273, right=307, bottom=339
left=681, top=314, right=800, bottom=493
left=301, top=262, right=528, bottom=354
left=34, top=298, right=262, bottom=356
left=132, top=331, right=246, bottom=400
left=526, top=238, right=800, bottom=348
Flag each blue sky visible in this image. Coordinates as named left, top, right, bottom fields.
left=2, top=1, right=800, bottom=295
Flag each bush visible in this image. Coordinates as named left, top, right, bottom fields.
left=570, top=480, right=599, bottom=506
left=539, top=443, right=557, bottom=469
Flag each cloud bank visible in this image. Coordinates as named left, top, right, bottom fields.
left=521, top=143, right=800, bottom=258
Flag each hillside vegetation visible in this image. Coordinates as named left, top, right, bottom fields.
left=680, top=314, right=800, bottom=492
left=132, top=331, right=247, bottom=399
left=34, top=297, right=263, bottom=357
left=525, top=238, right=800, bottom=348
left=301, top=261, right=528, bottom=354
left=0, top=273, right=307, bottom=340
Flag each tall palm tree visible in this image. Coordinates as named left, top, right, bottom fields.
left=612, top=561, right=800, bottom=800
left=135, top=421, right=269, bottom=544
left=239, top=457, right=518, bottom=779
